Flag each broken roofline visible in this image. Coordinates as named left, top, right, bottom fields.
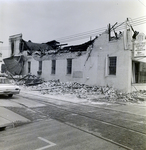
left=21, top=39, right=67, bottom=50
left=20, top=37, right=96, bottom=53
left=62, top=37, right=97, bottom=52
left=20, top=39, right=54, bottom=53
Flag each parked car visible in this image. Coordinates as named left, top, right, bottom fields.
left=0, top=77, right=20, bottom=97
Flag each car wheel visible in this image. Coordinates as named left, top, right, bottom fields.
left=8, top=94, right=13, bottom=97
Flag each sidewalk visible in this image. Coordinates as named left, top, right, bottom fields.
left=20, top=86, right=89, bottom=103
left=0, top=106, right=30, bottom=130
left=20, top=87, right=146, bottom=116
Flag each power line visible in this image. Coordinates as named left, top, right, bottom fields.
left=117, top=19, right=146, bottom=30
left=56, top=26, right=107, bottom=41
left=56, top=16, right=146, bottom=43
left=59, top=21, right=145, bottom=43
left=137, top=0, right=146, bottom=7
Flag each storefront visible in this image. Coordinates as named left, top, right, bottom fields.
left=131, top=33, right=146, bottom=91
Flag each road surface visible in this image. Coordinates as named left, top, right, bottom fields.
left=0, top=92, right=146, bottom=150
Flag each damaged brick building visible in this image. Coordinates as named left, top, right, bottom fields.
left=3, top=22, right=146, bottom=93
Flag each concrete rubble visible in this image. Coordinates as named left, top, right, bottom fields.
left=16, top=79, right=146, bottom=103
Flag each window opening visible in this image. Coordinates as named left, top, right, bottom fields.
left=39, top=61, right=42, bottom=71
left=28, top=61, right=31, bottom=73
left=67, top=59, right=72, bottom=74
left=11, top=41, right=14, bottom=56
left=51, top=60, right=56, bottom=74
left=109, top=57, right=117, bottom=75
left=135, top=62, right=139, bottom=83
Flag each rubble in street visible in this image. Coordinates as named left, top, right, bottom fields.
left=16, top=78, right=146, bottom=103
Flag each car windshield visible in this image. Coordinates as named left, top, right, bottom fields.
left=0, top=78, right=11, bottom=84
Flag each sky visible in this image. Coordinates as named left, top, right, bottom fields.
left=0, top=0, right=146, bottom=57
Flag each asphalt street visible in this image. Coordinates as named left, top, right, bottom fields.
left=0, top=119, right=126, bottom=150
left=0, top=91, right=146, bottom=150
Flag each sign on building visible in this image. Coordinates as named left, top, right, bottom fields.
left=134, top=33, right=146, bottom=57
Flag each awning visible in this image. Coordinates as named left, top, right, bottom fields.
left=132, top=56, right=146, bottom=63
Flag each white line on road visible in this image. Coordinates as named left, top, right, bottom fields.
left=35, top=137, right=56, bottom=150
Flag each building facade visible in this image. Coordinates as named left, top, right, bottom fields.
left=6, top=27, right=146, bottom=93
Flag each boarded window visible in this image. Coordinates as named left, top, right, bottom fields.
left=109, top=57, right=117, bottom=75
left=67, top=59, right=72, bottom=74
left=28, top=61, right=31, bottom=73
left=51, top=60, right=56, bottom=74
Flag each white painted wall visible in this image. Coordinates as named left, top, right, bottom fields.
left=92, top=32, right=132, bottom=92
left=41, top=52, right=98, bottom=84
left=24, top=57, right=38, bottom=76
left=23, top=32, right=133, bottom=92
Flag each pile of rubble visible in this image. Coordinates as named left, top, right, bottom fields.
left=16, top=74, right=43, bottom=86
left=22, top=79, right=146, bottom=103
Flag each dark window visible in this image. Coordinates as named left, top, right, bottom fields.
left=109, top=57, right=117, bottom=75
left=11, top=41, right=14, bottom=56
left=39, top=61, right=42, bottom=71
left=67, top=59, right=72, bottom=74
left=135, top=62, right=139, bottom=83
left=28, top=61, right=31, bottom=73
left=51, top=60, right=56, bottom=74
